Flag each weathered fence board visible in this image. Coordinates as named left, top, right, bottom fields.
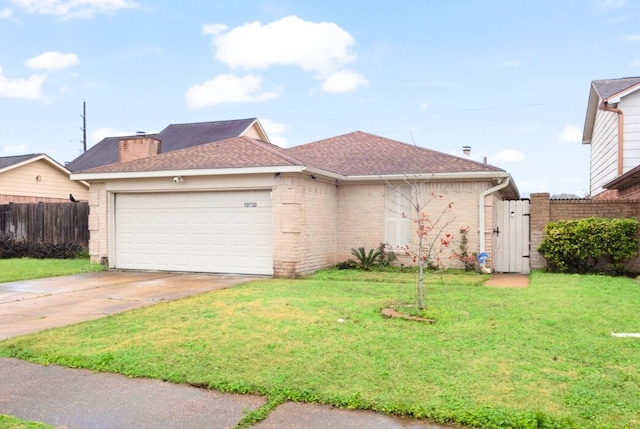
left=0, top=202, right=89, bottom=248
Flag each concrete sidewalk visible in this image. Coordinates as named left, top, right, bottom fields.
left=0, top=358, right=454, bottom=429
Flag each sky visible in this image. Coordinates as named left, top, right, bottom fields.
left=1, top=0, right=639, bottom=197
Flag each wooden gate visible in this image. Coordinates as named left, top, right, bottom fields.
left=492, top=200, right=530, bottom=273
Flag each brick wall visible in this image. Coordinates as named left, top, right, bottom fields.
left=619, top=182, right=640, bottom=199
left=272, top=174, right=338, bottom=277
left=530, top=192, right=640, bottom=271
left=119, top=137, right=161, bottom=163
left=88, top=182, right=108, bottom=264
left=337, top=183, right=386, bottom=262
left=335, top=181, right=496, bottom=270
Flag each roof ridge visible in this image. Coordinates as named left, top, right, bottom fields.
left=307, top=130, right=502, bottom=171
left=164, top=118, right=257, bottom=128
left=0, top=153, right=42, bottom=159
left=243, top=138, right=304, bottom=166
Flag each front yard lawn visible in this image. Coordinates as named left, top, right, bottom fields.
left=0, top=415, right=54, bottom=429
left=0, top=258, right=104, bottom=283
left=0, top=270, right=638, bottom=428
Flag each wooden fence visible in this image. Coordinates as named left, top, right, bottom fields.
left=0, top=202, right=89, bottom=248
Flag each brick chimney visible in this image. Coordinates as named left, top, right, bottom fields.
left=462, top=146, right=471, bottom=156
left=119, top=136, right=161, bottom=163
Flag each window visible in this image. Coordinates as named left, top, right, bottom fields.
left=385, top=185, right=413, bottom=247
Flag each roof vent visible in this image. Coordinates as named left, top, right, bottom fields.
left=136, top=131, right=146, bottom=136
left=462, top=146, right=471, bottom=156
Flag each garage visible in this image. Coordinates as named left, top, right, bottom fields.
left=114, top=190, right=273, bottom=275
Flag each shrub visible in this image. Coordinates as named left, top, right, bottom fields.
left=377, top=242, right=397, bottom=267
left=452, top=226, right=480, bottom=272
left=348, top=247, right=382, bottom=270
left=538, top=217, right=639, bottom=275
left=0, top=233, right=85, bottom=259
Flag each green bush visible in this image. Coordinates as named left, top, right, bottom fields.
left=0, top=233, right=85, bottom=259
left=538, top=217, right=639, bottom=275
left=348, top=247, right=382, bottom=270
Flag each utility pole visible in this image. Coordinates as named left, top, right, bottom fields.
left=80, top=101, right=87, bottom=152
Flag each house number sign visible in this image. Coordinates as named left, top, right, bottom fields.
left=244, top=202, right=258, bottom=208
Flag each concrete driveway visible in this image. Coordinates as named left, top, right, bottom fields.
left=0, top=271, right=259, bottom=341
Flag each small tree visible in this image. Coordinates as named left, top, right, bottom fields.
left=388, top=182, right=455, bottom=310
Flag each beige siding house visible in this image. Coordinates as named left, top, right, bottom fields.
left=72, top=131, right=520, bottom=277
left=0, top=154, right=89, bottom=204
left=583, top=77, right=640, bottom=199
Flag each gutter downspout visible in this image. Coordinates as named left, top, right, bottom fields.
left=478, top=176, right=510, bottom=273
left=601, top=102, right=624, bottom=175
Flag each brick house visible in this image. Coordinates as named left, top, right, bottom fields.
left=582, top=76, right=640, bottom=199
left=72, top=131, right=520, bottom=277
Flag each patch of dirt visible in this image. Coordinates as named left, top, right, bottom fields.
left=381, top=308, right=435, bottom=323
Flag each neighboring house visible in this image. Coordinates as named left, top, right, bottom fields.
left=72, top=130, right=521, bottom=277
left=582, top=76, right=640, bottom=199
left=66, top=118, right=269, bottom=172
left=0, top=154, right=89, bottom=204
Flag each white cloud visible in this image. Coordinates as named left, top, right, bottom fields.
left=558, top=125, right=582, bottom=143
left=321, top=70, right=368, bottom=93
left=496, top=60, right=521, bottom=69
left=632, top=58, right=640, bottom=68
left=622, top=34, right=640, bottom=41
left=0, top=66, right=46, bottom=100
left=89, top=127, right=131, bottom=144
left=259, top=118, right=289, bottom=147
left=10, top=0, right=136, bottom=19
left=209, top=16, right=355, bottom=74
left=0, top=7, right=13, bottom=18
left=1, top=144, right=29, bottom=154
left=594, top=0, right=626, bottom=10
left=420, top=102, right=429, bottom=111
left=25, top=51, right=79, bottom=70
left=491, top=149, right=525, bottom=163
left=185, top=73, right=280, bottom=109
left=203, top=16, right=367, bottom=94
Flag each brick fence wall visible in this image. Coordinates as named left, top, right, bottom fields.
left=530, top=193, right=640, bottom=271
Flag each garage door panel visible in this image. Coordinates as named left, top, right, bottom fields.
left=115, top=191, right=273, bottom=275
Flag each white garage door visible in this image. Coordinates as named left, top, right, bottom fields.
left=115, top=191, right=272, bottom=275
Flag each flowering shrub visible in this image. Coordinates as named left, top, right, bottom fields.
left=452, top=226, right=479, bottom=272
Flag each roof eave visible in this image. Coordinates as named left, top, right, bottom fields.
left=71, top=165, right=304, bottom=181
left=0, top=154, right=85, bottom=185
left=582, top=84, right=600, bottom=145
left=305, top=168, right=519, bottom=198
left=605, top=81, right=640, bottom=104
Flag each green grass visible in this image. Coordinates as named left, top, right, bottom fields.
left=0, top=258, right=104, bottom=283
left=0, top=415, right=54, bottom=429
left=0, top=270, right=639, bottom=428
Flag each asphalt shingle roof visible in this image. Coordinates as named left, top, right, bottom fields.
left=592, top=77, right=640, bottom=101
left=79, top=131, right=504, bottom=177
left=66, top=118, right=259, bottom=172
left=0, top=154, right=42, bottom=170
left=80, top=137, right=300, bottom=173
left=287, top=131, right=503, bottom=176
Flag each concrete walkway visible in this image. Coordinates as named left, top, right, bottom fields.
left=0, top=358, right=453, bottom=429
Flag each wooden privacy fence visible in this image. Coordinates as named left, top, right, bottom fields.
left=0, top=202, right=89, bottom=248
